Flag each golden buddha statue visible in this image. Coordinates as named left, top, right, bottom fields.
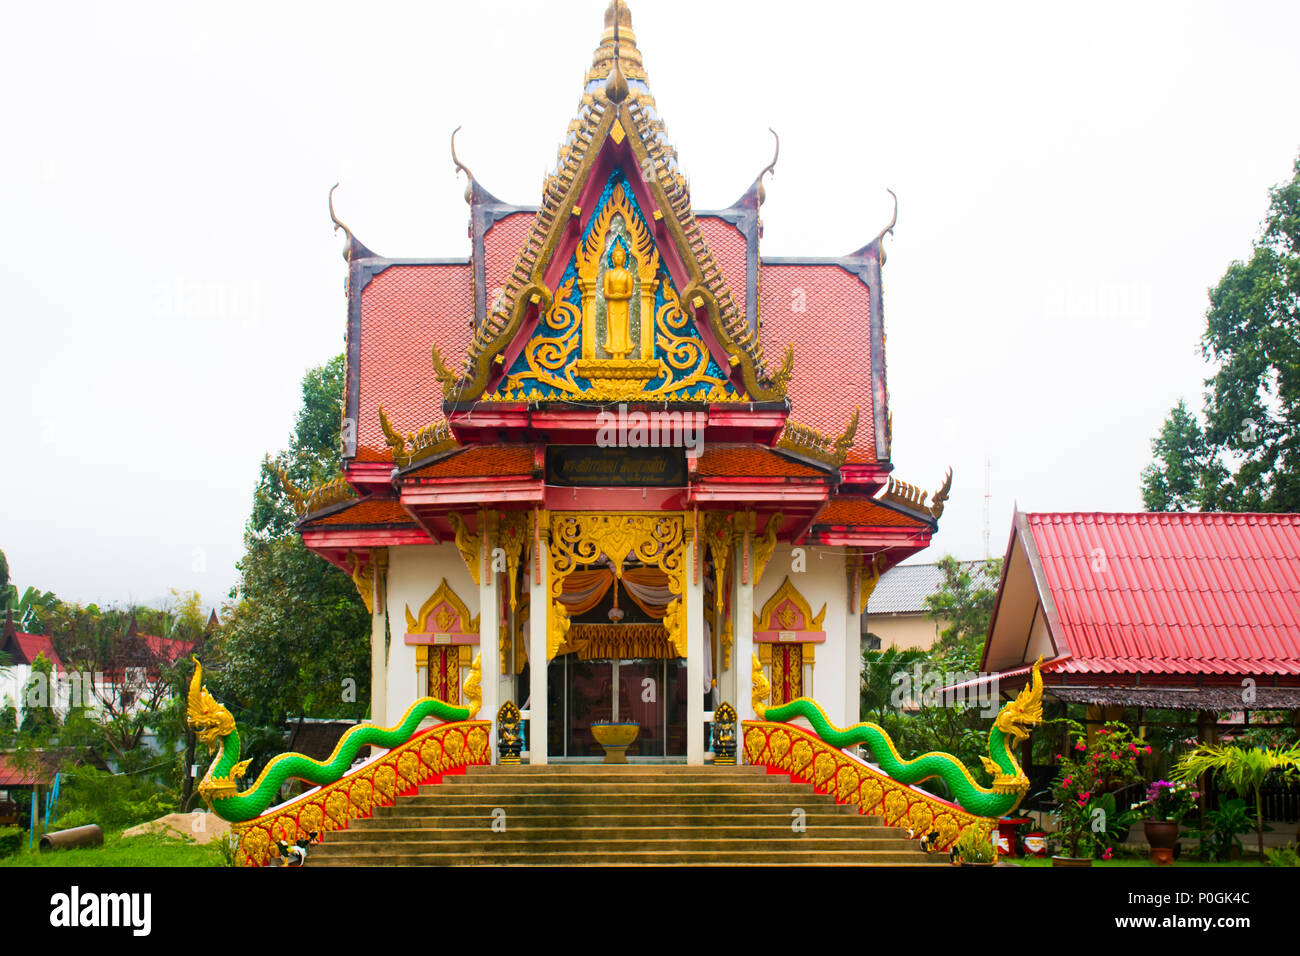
left=602, top=243, right=635, bottom=359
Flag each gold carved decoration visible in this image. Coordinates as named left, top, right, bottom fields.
left=754, top=576, right=826, bottom=633
left=751, top=511, right=783, bottom=589
left=273, top=461, right=307, bottom=518
left=347, top=553, right=374, bottom=614
left=378, top=405, right=458, bottom=468
left=303, top=476, right=355, bottom=516
left=741, top=721, right=987, bottom=853
left=776, top=408, right=859, bottom=468
left=498, top=511, right=529, bottom=611
left=446, top=513, right=482, bottom=587
left=548, top=512, right=686, bottom=660
left=229, top=718, right=492, bottom=866
left=558, top=622, right=676, bottom=660
left=855, top=551, right=890, bottom=615
left=702, top=513, right=734, bottom=669
left=462, top=653, right=482, bottom=719
left=496, top=180, right=735, bottom=403
left=404, top=578, right=480, bottom=636
left=880, top=468, right=952, bottom=520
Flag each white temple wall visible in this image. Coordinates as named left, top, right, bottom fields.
left=384, top=543, right=480, bottom=719
left=753, top=544, right=851, bottom=726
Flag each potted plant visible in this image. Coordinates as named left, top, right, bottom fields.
left=1130, top=780, right=1198, bottom=864
left=1184, top=797, right=1264, bottom=862
left=952, top=827, right=998, bottom=866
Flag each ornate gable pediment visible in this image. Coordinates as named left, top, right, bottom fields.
left=450, top=5, right=792, bottom=406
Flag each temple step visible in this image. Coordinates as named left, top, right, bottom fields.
left=301, top=765, right=946, bottom=866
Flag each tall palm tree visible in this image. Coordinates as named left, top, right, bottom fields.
left=1173, top=743, right=1300, bottom=862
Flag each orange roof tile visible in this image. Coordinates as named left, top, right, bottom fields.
left=303, top=498, right=415, bottom=529
left=696, top=445, right=829, bottom=479
left=817, top=496, right=930, bottom=529
left=403, top=445, right=535, bottom=480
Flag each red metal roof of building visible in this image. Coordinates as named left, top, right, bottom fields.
left=1, top=625, right=63, bottom=673
left=0, top=753, right=50, bottom=788
left=1026, top=512, right=1300, bottom=677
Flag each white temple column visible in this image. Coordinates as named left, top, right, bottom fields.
left=733, top=534, right=755, bottom=722
left=845, top=556, right=862, bottom=727
left=528, top=513, right=549, bottom=765
left=686, top=519, right=706, bottom=765
left=478, top=514, right=500, bottom=761
left=370, top=548, right=388, bottom=727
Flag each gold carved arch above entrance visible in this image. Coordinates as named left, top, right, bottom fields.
left=405, top=579, right=480, bottom=638
left=547, top=512, right=687, bottom=660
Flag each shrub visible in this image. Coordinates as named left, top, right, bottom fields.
left=0, top=825, right=24, bottom=858
left=1265, top=843, right=1300, bottom=867
left=953, top=827, right=997, bottom=864
left=53, top=765, right=178, bottom=832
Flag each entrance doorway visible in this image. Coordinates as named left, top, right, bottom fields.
left=546, top=655, right=688, bottom=759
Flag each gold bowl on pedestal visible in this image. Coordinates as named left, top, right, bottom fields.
left=590, top=722, right=640, bottom=764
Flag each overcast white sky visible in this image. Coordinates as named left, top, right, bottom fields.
left=2, top=0, right=1296, bottom=610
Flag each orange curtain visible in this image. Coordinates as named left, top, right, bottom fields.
left=557, top=569, right=615, bottom=615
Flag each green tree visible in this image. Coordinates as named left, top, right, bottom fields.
left=921, top=556, right=1002, bottom=660
left=1142, top=154, right=1300, bottom=511
left=213, top=355, right=369, bottom=727
left=0, top=549, right=61, bottom=634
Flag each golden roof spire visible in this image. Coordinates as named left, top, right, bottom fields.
left=589, top=1, right=645, bottom=84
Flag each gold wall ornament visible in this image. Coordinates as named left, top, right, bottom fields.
left=446, top=513, right=482, bottom=587
left=558, top=622, right=676, bottom=660
left=498, top=511, right=530, bottom=611
left=547, top=512, right=686, bottom=659
left=575, top=179, right=658, bottom=359
left=853, top=551, right=890, bottom=615
left=304, top=476, right=355, bottom=515
left=702, top=513, right=735, bottom=669
left=754, top=576, right=826, bottom=633
left=751, top=512, right=783, bottom=588
left=404, top=578, right=480, bottom=636
left=347, top=553, right=375, bottom=614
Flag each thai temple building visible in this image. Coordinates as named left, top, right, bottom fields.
left=291, top=2, right=952, bottom=766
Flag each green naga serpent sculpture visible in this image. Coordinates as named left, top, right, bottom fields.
left=186, top=657, right=481, bottom=823
left=753, top=655, right=1044, bottom=817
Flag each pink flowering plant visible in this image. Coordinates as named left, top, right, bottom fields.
left=1049, top=721, right=1149, bottom=859
left=1132, top=780, right=1199, bottom=823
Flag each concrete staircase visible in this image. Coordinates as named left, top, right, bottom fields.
left=307, top=764, right=946, bottom=866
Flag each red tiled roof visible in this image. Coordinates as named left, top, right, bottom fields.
left=483, top=212, right=535, bottom=315
left=695, top=445, right=827, bottom=479
left=698, top=216, right=747, bottom=320
left=356, top=264, right=472, bottom=462
left=140, top=634, right=194, bottom=664
left=1026, top=512, right=1300, bottom=676
left=2, top=631, right=63, bottom=673
left=0, top=754, right=50, bottom=788
left=404, top=446, right=534, bottom=480
left=817, top=497, right=931, bottom=529
left=759, top=264, right=875, bottom=462
left=303, top=498, right=416, bottom=529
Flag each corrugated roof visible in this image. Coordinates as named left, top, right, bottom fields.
left=868, top=560, right=999, bottom=615
left=1026, top=512, right=1300, bottom=676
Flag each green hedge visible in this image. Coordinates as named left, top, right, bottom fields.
left=0, top=826, right=24, bottom=858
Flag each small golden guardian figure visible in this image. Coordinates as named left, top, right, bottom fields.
left=602, top=243, right=635, bottom=359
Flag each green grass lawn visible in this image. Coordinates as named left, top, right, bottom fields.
left=0, top=831, right=223, bottom=867
left=1012, top=855, right=1264, bottom=867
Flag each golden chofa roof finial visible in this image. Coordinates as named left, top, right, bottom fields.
left=590, top=0, right=645, bottom=86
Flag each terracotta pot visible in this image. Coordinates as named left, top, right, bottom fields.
left=1051, top=855, right=1093, bottom=867
left=1144, top=819, right=1179, bottom=865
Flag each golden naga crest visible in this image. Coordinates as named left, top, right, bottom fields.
left=994, top=657, right=1044, bottom=744
left=462, top=654, right=483, bottom=719
left=187, top=657, right=235, bottom=748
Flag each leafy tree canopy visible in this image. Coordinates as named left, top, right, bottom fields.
left=1143, top=154, right=1300, bottom=511
left=921, top=555, right=1002, bottom=661
left=213, top=355, right=369, bottom=727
